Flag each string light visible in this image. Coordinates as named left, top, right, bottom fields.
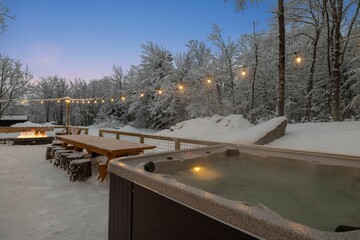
left=94, top=100, right=97, bottom=103
left=111, top=98, right=114, bottom=102
left=40, top=101, right=44, bottom=104
left=241, top=67, right=246, bottom=76
left=140, top=92, right=145, bottom=97
left=121, top=96, right=126, bottom=101
left=207, top=78, right=211, bottom=84
left=57, top=100, right=60, bottom=103
left=87, top=100, right=90, bottom=104
left=178, top=84, right=184, bottom=91
left=295, top=52, right=302, bottom=63
left=101, top=99, right=105, bottom=103
left=158, top=89, right=163, bottom=95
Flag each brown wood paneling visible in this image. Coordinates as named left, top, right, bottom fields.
left=132, top=184, right=259, bottom=240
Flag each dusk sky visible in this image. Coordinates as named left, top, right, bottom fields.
left=0, top=0, right=274, bottom=81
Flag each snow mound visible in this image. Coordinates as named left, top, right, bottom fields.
left=10, top=121, right=45, bottom=127
left=119, top=126, right=158, bottom=135
left=269, top=121, right=360, bottom=156
left=157, top=115, right=253, bottom=141
left=219, top=116, right=287, bottom=144
left=158, top=115, right=287, bottom=144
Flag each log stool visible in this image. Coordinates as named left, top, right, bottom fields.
left=51, top=140, right=63, bottom=146
left=54, top=150, right=73, bottom=167
left=46, top=145, right=60, bottom=160
left=59, top=152, right=74, bottom=169
left=69, top=159, right=92, bottom=182
left=65, top=153, right=86, bottom=172
left=49, top=147, right=66, bottom=163
left=65, top=144, right=75, bottom=150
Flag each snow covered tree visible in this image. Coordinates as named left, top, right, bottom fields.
left=0, top=55, right=32, bottom=117
left=208, top=24, right=240, bottom=112
left=0, top=1, right=14, bottom=35
left=324, top=0, right=360, bottom=121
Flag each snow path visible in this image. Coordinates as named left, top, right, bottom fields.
left=0, top=145, right=108, bottom=240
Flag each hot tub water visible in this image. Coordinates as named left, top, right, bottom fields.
left=166, top=156, right=360, bottom=232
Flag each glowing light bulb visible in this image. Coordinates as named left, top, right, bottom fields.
left=57, top=100, right=60, bottom=103
left=111, top=98, right=114, bottom=102
left=207, top=78, right=211, bottom=84
left=140, top=93, right=144, bottom=97
left=94, top=100, right=97, bottom=103
left=192, top=166, right=202, bottom=173
left=87, top=100, right=90, bottom=104
left=178, top=84, right=184, bottom=90
left=101, top=99, right=105, bottom=103
left=158, top=90, right=162, bottom=95
left=296, top=56, right=302, bottom=63
left=121, top=96, right=125, bottom=101
left=40, top=101, right=44, bottom=104
left=241, top=67, right=246, bottom=76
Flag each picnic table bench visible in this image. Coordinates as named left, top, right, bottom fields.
left=56, top=135, right=156, bottom=181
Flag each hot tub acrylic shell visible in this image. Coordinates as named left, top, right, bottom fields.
left=108, top=144, right=360, bottom=240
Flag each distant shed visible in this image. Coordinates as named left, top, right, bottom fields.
left=0, top=115, right=29, bottom=126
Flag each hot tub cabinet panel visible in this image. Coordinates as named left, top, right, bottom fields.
left=109, top=174, right=259, bottom=240
left=108, top=174, right=132, bottom=240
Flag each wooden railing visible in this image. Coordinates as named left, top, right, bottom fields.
left=98, top=129, right=222, bottom=153
left=53, top=126, right=89, bottom=135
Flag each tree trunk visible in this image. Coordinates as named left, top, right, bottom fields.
left=277, top=0, right=286, bottom=117
left=250, top=22, right=258, bottom=124
left=305, top=30, right=320, bottom=121
left=331, top=0, right=343, bottom=121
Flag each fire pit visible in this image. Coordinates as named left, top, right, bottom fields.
left=11, top=127, right=54, bottom=145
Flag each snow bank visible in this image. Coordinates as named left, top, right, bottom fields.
left=157, top=115, right=252, bottom=141
left=157, top=115, right=287, bottom=144
left=268, top=121, right=360, bottom=156
left=10, top=121, right=46, bottom=127
left=219, top=116, right=287, bottom=144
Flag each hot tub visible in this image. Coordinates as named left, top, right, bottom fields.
left=108, top=144, right=360, bottom=240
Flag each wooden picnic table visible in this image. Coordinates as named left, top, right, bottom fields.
left=57, top=135, right=156, bottom=181
left=57, top=134, right=156, bottom=159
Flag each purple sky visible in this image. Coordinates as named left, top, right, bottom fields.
left=0, top=0, right=274, bottom=81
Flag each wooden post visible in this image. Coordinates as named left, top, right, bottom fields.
left=175, top=140, right=181, bottom=150
left=66, top=100, right=70, bottom=127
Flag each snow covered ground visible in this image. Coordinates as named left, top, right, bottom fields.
left=268, top=121, right=360, bottom=156
left=2, top=116, right=360, bottom=239
left=0, top=145, right=108, bottom=240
